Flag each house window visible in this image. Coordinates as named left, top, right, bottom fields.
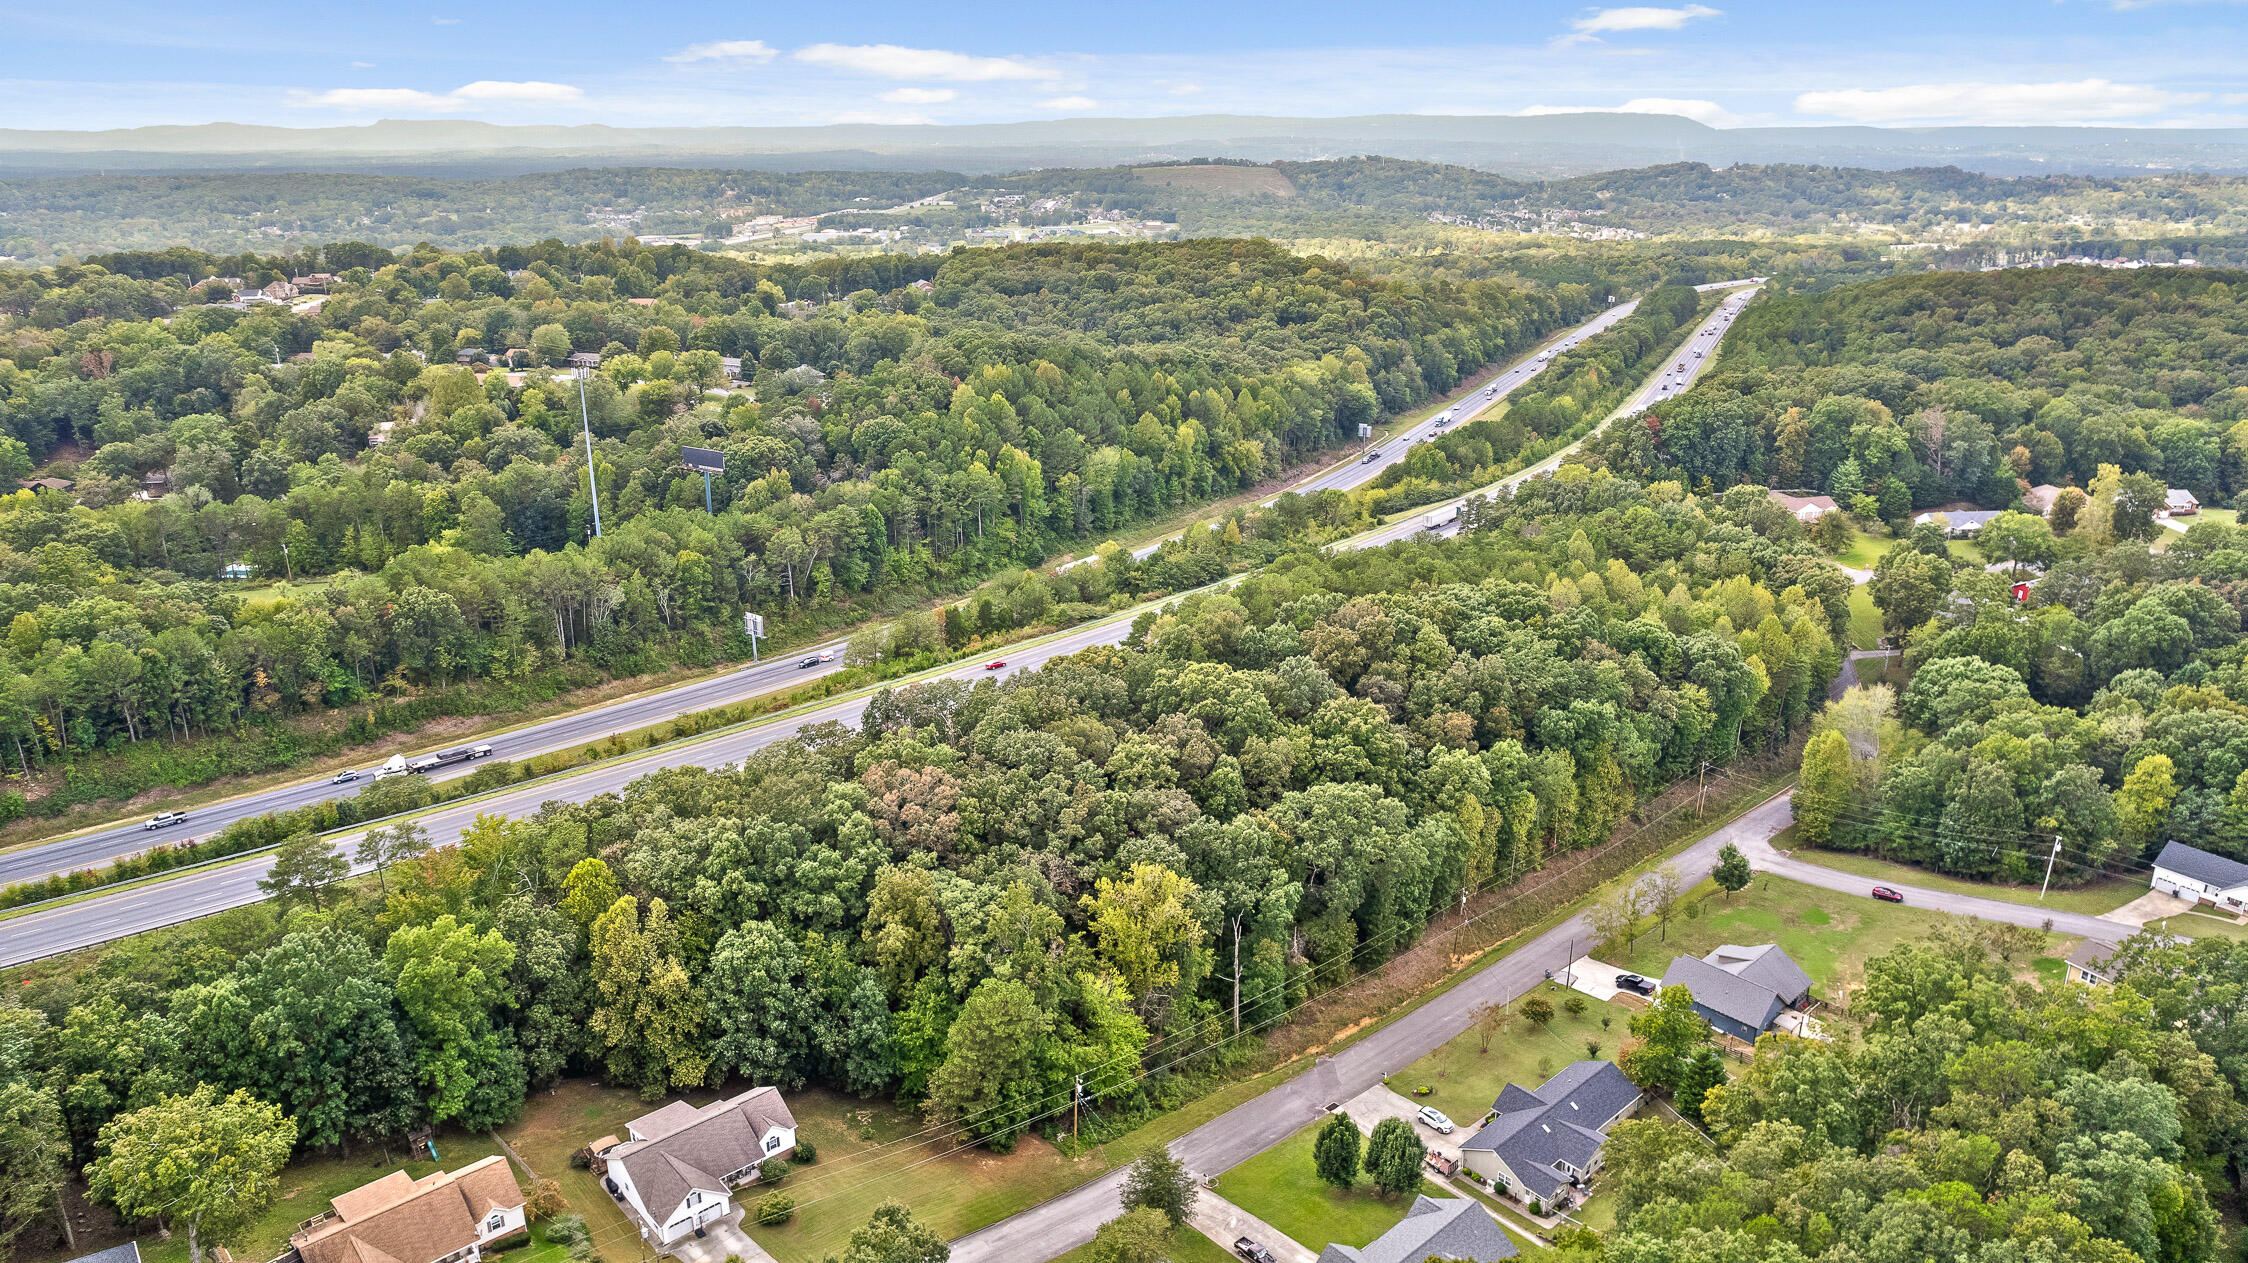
left=487, top=1214, right=505, bottom=1233
left=687, top=1193, right=699, bottom=1208
left=765, top=1136, right=782, bottom=1153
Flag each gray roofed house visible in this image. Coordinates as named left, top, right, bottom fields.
left=1315, top=1196, right=1516, bottom=1263
left=594, top=1088, right=797, bottom=1245
left=1912, top=509, right=2001, bottom=536
left=1660, top=944, right=1813, bottom=1043
left=1458, top=1061, right=1642, bottom=1207
left=66, top=1245, right=141, bottom=1263
left=2151, top=840, right=2248, bottom=913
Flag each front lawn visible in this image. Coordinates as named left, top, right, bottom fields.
left=1832, top=531, right=1896, bottom=572
left=1606, top=873, right=2068, bottom=999
left=1845, top=587, right=1883, bottom=651
left=135, top=1133, right=512, bottom=1263
left=1051, top=1224, right=1237, bottom=1263
left=1213, top=1119, right=1434, bottom=1254
left=1394, top=983, right=1635, bottom=1135
left=1773, top=844, right=2147, bottom=918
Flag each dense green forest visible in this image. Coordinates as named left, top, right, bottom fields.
left=1621, top=267, right=2248, bottom=883
left=0, top=235, right=1607, bottom=812
left=1575, top=928, right=2242, bottom=1263
left=1594, top=268, right=2248, bottom=519
left=0, top=474, right=1840, bottom=1254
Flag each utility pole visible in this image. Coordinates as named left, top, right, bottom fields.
left=2038, top=834, right=2063, bottom=901
left=575, top=367, right=603, bottom=539
left=1697, top=761, right=1712, bottom=818
left=1071, top=1074, right=1085, bottom=1139
left=1230, top=914, right=1243, bottom=1037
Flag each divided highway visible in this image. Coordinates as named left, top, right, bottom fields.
left=0, top=638, right=852, bottom=889
left=0, top=279, right=1765, bottom=967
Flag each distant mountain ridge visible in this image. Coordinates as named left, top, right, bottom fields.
left=6, top=113, right=2248, bottom=178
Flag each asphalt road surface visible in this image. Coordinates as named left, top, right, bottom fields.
left=0, top=625, right=1110, bottom=965
left=948, top=790, right=2126, bottom=1263
left=0, top=637, right=857, bottom=888
left=0, top=280, right=1767, bottom=965
left=1351, top=286, right=1760, bottom=551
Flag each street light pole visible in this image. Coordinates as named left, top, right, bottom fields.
left=575, top=367, right=603, bottom=539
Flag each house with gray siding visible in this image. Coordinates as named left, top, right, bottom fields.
left=1457, top=1060, right=1642, bottom=1208
left=1659, top=944, right=1812, bottom=1043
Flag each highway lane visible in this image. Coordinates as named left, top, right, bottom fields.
left=1352, top=286, right=1760, bottom=551
left=949, top=787, right=2123, bottom=1263
left=0, top=637, right=860, bottom=888
left=0, top=619, right=1132, bottom=965
left=0, top=280, right=1769, bottom=965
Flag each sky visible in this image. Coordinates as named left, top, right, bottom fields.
left=2, top=0, right=2247, bottom=133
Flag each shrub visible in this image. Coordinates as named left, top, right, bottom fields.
left=1562, top=994, right=1587, bottom=1017
left=793, top=1138, right=817, bottom=1164
left=754, top=1193, right=795, bottom=1226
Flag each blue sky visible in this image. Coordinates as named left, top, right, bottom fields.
left=3, top=0, right=2246, bottom=131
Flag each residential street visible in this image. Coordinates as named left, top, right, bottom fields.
left=947, top=792, right=2137, bottom=1262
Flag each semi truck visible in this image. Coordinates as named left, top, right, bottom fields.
left=404, top=744, right=495, bottom=775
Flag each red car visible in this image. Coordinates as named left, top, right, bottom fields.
left=984, top=660, right=1007, bottom=671
left=1871, top=886, right=1905, bottom=903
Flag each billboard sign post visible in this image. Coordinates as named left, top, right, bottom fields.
left=682, top=446, right=726, bottom=514
left=743, top=610, right=764, bottom=662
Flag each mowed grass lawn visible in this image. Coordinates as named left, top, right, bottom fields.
left=1607, top=874, right=2071, bottom=998
left=1775, top=841, right=2146, bottom=918
left=1396, top=983, right=1636, bottom=1134
left=1213, top=1119, right=1436, bottom=1254
left=1832, top=530, right=1896, bottom=572
left=129, top=1133, right=517, bottom=1263
left=1050, top=1224, right=1238, bottom=1263
left=1846, top=586, right=1884, bottom=651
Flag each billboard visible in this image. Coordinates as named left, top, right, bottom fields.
left=682, top=446, right=726, bottom=474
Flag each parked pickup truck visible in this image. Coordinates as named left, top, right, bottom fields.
left=407, top=744, right=494, bottom=774
left=1232, top=1239, right=1277, bottom=1263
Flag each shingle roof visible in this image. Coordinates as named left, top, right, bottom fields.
left=294, top=1157, right=522, bottom=1263
left=606, top=1088, right=796, bottom=1221
left=1314, top=1197, right=1517, bottom=1263
left=1708, top=943, right=1812, bottom=1004
left=67, top=1244, right=141, bottom=1263
left=1661, top=954, right=1784, bottom=1032
left=2154, top=840, right=2248, bottom=891
left=1460, top=1061, right=1642, bottom=1202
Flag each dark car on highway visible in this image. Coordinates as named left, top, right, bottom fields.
left=1872, top=886, right=1905, bottom=903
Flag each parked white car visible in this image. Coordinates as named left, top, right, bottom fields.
left=1417, top=1106, right=1455, bottom=1134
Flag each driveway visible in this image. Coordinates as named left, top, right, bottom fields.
left=1187, top=1190, right=1316, bottom=1263
left=1339, top=1084, right=1462, bottom=1155
left=1559, top=956, right=1635, bottom=1003
left=663, top=1208, right=775, bottom=1263
left=2102, top=889, right=2197, bottom=929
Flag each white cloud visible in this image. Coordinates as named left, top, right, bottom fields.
left=349, top=60, right=374, bottom=68
left=878, top=87, right=957, bottom=104
left=1036, top=95, right=1098, bottom=112
left=793, top=43, right=1052, bottom=82
left=1169, top=83, right=1203, bottom=96
left=667, top=39, right=777, bottom=64
left=1556, top=4, right=1719, bottom=46
left=1796, top=78, right=2206, bottom=124
left=1516, top=97, right=1743, bottom=126
left=451, top=80, right=582, bottom=102
left=295, top=80, right=583, bottom=112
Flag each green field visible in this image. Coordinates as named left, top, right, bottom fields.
left=1606, top=873, right=2070, bottom=998
left=1050, top=1223, right=1238, bottom=1263
left=1776, top=844, right=2146, bottom=918
left=1846, top=586, right=1884, bottom=651
left=1212, top=1119, right=1435, bottom=1254
left=1395, top=983, right=1634, bottom=1136
left=1832, top=530, right=1896, bottom=572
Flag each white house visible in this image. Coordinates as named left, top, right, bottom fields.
left=2152, top=840, right=2248, bottom=913
left=1767, top=491, right=1838, bottom=523
left=291, top=1156, right=525, bottom=1263
left=594, top=1088, right=797, bottom=1244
